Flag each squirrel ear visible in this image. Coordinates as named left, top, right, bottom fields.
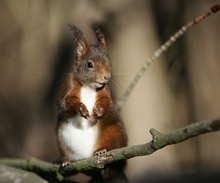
left=93, top=27, right=107, bottom=49
left=68, top=24, right=89, bottom=61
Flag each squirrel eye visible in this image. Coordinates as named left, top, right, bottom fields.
left=87, top=60, right=94, bottom=69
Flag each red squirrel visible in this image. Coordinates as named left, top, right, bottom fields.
left=56, top=25, right=128, bottom=181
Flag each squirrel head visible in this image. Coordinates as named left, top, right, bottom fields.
left=69, top=25, right=111, bottom=90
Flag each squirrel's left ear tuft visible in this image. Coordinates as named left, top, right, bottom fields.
left=93, top=26, right=107, bottom=50
left=68, top=24, right=90, bottom=61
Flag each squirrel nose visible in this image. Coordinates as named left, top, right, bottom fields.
left=104, top=74, right=111, bottom=81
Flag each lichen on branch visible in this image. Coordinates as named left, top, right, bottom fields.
left=0, top=117, right=220, bottom=179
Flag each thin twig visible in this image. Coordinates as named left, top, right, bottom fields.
left=117, top=4, right=220, bottom=110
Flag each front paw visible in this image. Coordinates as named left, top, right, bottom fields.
left=93, top=104, right=105, bottom=119
left=76, top=103, right=89, bottom=119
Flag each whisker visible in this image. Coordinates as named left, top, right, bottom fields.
left=110, top=72, right=130, bottom=93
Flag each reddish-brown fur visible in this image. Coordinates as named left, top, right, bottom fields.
left=56, top=25, right=128, bottom=181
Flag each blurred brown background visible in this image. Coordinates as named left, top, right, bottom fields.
left=0, top=0, right=220, bottom=182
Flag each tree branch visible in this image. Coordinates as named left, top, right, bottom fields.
left=0, top=117, right=220, bottom=180
left=117, top=4, right=220, bottom=110
left=1, top=4, right=220, bottom=182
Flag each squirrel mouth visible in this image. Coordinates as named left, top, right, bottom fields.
left=94, top=82, right=105, bottom=88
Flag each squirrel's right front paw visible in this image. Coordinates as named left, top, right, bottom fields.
left=76, top=103, right=89, bottom=119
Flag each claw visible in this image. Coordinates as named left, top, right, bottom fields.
left=59, top=161, right=70, bottom=172
left=62, top=161, right=70, bottom=167
left=95, top=149, right=107, bottom=156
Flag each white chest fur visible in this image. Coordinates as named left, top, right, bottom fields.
left=81, top=86, right=97, bottom=116
left=61, top=86, right=98, bottom=160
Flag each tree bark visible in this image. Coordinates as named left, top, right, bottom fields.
left=0, top=117, right=219, bottom=181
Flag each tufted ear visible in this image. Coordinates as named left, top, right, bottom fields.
left=93, top=27, right=107, bottom=50
left=68, top=24, right=89, bottom=61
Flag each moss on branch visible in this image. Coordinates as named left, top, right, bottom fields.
left=0, top=117, right=220, bottom=180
